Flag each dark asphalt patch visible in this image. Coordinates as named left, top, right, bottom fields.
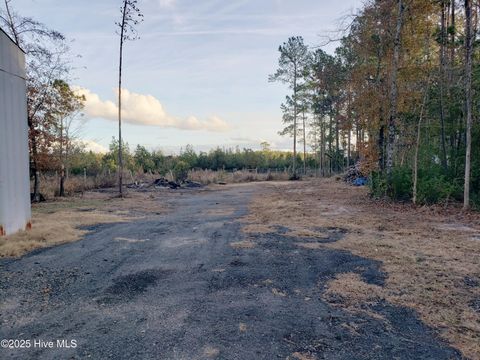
left=273, top=225, right=290, bottom=234
left=470, top=297, right=480, bottom=313
left=100, top=269, right=172, bottom=304
left=250, top=228, right=386, bottom=287
left=464, top=275, right=479, bottom=288
left=310, top=226, right=348, bottom=243
left=229, top=259, right=246, bottom=267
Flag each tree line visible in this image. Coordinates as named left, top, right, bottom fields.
left=271, top=0, right=479, bottom=208
left=56, top=140, right=318, bottom=180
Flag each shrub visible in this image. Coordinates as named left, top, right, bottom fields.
left=173, top=160, right=190, bottom=182
left=416, top=174, right=460, bottom=204
left=391, top=166, right=412, bottom=201
left=369, top=171, right=387, bottom=198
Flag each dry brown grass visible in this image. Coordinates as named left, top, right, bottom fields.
left=203, top=346, right=220, bottom=358
left=323, top=273, right=385, bottom=306
left=271, top=288, right=288, bottom=297
left=33, top=171, right=163, bottom=200
left=288, top=352, right=317, bottom=360
left=322, top=273, right=389, bottom=323
left=114, top=237, right=148, bottom=243
left=0, top=189, right=171, bottom=258
left=230, top=240, right=256, bottom=249
left=0, top=208, right=125, bottom=258
left=32, top=173, right=117, bottom=199
left=244, top=178, right=480, bottom=359
left=206, top=207, right=236, bottom=216
left=188, top=169, right=290, bottom=185
left=240, top=223, right=273, bottom=234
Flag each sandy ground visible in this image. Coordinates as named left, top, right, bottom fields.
left=0, top=180, right=476, bottom=359
left=244, top=178, right=480, bottom=359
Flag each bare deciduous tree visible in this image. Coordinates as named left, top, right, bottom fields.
left=1, top=0, right=70, bottom=202
left=48, top=80, right=85, bottom=197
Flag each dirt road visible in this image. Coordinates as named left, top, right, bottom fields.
left=0, top=183, right=461, bottom=359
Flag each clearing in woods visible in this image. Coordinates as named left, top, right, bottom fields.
left=0, top=179, right=479, bottom=359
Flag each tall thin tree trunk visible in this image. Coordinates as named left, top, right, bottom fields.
left=292, top=67, right=297, bottom=178
left=463, top=0, right=473, bottom=210
left=347, top=88, right=352, bottom=168
left=413, top=83, right=429, bottom=205
left=4, top=0, right=19, bottom=44
left=320, top=118, right=325, bottom=176
left=33, top=171, right=40, bottom=200
left=439, top=1, right=448, bottom=172
left=374, top=43, right=386, bottom=173
left=59, top=165, right=65, bottom=197
left=302, top=109, right=306, bottom=175
left=65, top=138, right=70, bottom=180
left=356, top=120, right=360, bottom=162
left=449, top=1, right=457, bottom=162
left=314, top=119, right=320, bottom=177
left=118, top=0, right=128, bottom=197
left=347, top=129, right=351, bottom=168
left=335, top=105, right=340, bottom=172
left=59, top=119, right=65, bottom=197
left=450, top=0, right=456, bottom=82
left=329, top=114, right=333, bottom=175
left=386, top=0, right=404, bottom=193
left=378, top=125, right=385, bottom=171
left=30, top=130, right=41, bottom=202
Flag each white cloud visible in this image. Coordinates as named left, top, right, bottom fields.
left=230, top=136, right=256, bottom=143
left=74, top=87, right=230, bottom=133
left=182, top=115, right=230, bottom=132
left=76, top=139, right=108, bottom=154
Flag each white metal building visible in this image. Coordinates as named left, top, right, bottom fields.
left=0, top=28, right=31, bottom=236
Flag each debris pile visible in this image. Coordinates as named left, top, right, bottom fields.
left=153, top=178, right=180, bottom=189
left=343, top=164, right=368, bottom=186
left=126, top=178, right=204, bottom=190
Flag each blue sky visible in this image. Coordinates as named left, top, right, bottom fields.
left=9, top=0, right=362, bottom=153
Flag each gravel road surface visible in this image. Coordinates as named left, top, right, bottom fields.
left=0, top=184, right=461, bottom=359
